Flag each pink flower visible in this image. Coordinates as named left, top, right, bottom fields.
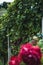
left=9, top=56, right=20, bottom=65
left=19, top=43, right=41, bottom=65
left=32, top=46, right=42, bottom=59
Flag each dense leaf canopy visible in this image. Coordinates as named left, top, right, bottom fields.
left=0, top=0, right=42, bottom=64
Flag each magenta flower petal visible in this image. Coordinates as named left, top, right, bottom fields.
left=19, top=43, right=42, bottom=65
left=9, top=56, right=20, bottom=65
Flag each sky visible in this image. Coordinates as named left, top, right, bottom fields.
left=0, top=0, right=14, bottom=4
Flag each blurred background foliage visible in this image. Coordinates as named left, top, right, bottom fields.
left=0, top=0, right=43, bottom=65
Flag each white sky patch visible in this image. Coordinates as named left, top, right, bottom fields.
left=0, top=0, right=14, bottom=4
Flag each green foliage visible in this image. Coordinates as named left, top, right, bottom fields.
left=7, top=0, right=42, bottom=43
left=0, top=0, right=42, bottom=64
